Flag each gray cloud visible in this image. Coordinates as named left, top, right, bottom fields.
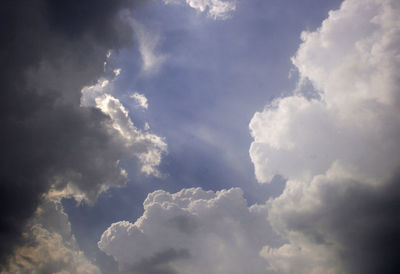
left=265, top=172, right=400, bottom=274
left=310, top=175, right=400, bottom=274
left=0, top=0, right=150, bottom=267
left=127, top=248, right=190, bottom=274
left=2, top=199, right=101, bottom=274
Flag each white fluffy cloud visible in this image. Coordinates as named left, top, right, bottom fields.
left=97, top=1, right=400, bottom=273
left=3, top=200, right=100, bottom=274
left=81, top=74, right=167, bottom=181
left=99, top=187, right=277, bottom=274
left=131, top=92, right=149, bottom=109
left=250, top=0, right=400, bottom=273
left=163, top=0, right=236, bottom=20
left=250, top=0, right=400, bottom=184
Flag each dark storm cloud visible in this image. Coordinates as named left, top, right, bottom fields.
left=283, top=174, right=400, bottom=274
left=0, top=0, right=145, bottom=267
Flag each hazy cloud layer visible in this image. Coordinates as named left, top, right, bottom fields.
left=250, top=0, right=400, bottom=272
left=0, top=0, right=168, bottom=268
left=99, top=188, right=277, bottom=274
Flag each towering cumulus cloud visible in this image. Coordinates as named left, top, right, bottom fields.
left=250, top=0, right=400, bottom=273
left=0, top=0, right=167, bottom=270
left=99, top=188, right=276, bottom=273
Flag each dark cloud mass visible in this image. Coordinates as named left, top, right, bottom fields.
left=323, top=177, right=400, bottom=273
left=281, top=174, right=400, bottom=274
left=0, top=0, right=145, bottom=267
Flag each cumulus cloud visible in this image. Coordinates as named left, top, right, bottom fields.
left=163, top=0, right=236, bottom=20
left=0, top=0, right=167, bottom=267
left=95, top=93, right=167, bottom=176
left=131, top=92, right=149, bottom=109
left=2, top=199, right=101, bottom=274
left=264, top=170, right=400, bottom=274
left=81, top=76, right=167, bottom=178
left=249, top=0, right=400, bottom=272
left=99, top=187, right=278, bottom=274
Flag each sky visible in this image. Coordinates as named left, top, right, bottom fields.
left=1, top=0, right=399, bottom=273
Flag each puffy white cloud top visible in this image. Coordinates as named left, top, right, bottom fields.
left=250, top=0, right=400, bottom=185
left=250, top=0, right=400, bottom=273
left=99, top=187, right=276, bottom=274
left=131, top=92, right=149, bottom=110
left=163, top=0, right=236, bottom=20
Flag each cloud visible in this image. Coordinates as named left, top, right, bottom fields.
left=131, top=92, right=149, bottom=109
left=131, top=20, right=167, bottom=74
left=264, top=170, right=400, bottom=274
left=0, top=0, right=167, bottom=267
left=163, top=0, right=236, bottom=20
left=95, top=93, right=167, bottom=176
left=2, top=199, right=101, bottom=274
left=81, top=77, right=167, bottom=178
left=249, top=0, right=400, bottom=272
left=99, top=187, right=277, bottom=274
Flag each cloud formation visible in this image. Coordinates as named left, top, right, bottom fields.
left=163, top=0, right=236, bottom=20
left=2, top=199, right=100, bottom=274
left=99, top=188, right=277, bottom=274
left=131, top=92, right=149, bottom=109
left=131, top=20, right=168, bottom=73
left=81, top=76, right=167, bottom=178
left=249, top=0, right=400, bottom=272
left=0, top=0, right=167, bottom=268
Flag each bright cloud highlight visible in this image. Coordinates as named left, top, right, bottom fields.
left=81, top=75, right=167, bottom=179
left=163, top=0, right=236, bottom=20
left=98, top=187, right=276, bottom=274
left=131, top=92, right=149, bottom=109
left=250, top=0, right=400, bottom=273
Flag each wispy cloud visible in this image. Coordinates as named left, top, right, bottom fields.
left=131, top=19, right=168, bottom=74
